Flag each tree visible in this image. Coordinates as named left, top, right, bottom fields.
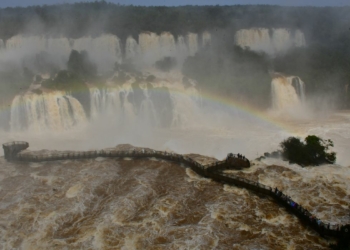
left=67, top=50, right=97, bottom=80
left=155, top=57, right=177, bottom=72
left=280, top=135, right=336, bottom=166
left=304, top=135, right=336, bottom=164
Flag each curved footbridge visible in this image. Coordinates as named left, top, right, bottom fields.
left=3, top=141, right=350, bottom=246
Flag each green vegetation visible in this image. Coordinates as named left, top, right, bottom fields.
left=0, top=2, right=349, bottom=44
left=41, top=50, right=97, bottom=115
left=155, top=57, right=177, bottom=72
left=183, top=44, right=271, bottom=108
left=67, top=50, right=97, bottom=80
left=42, top=50, right=96, bottom=90
left=280, top=135, right=336, bottom=166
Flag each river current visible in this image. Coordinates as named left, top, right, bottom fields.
left=0, top=111, right=350, bottom=249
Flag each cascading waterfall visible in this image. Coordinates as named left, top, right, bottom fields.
left=132, top=32, right=204, bottom=66
left=87, top=73, right=204, bottom=130
left=72, top=34, right=122, bottom=72
left=271, top=29, right=293, bottom=53
left=90, top=87, right=120, bottom=119
left=4, top=30, right=211, bottom=133
left=271, top=75, right=306, bottom=115
left=10, top=91, right=87, bottom=131
left=138, top=32, right=162, bottom=64
left=89, top=83, right=162, bottom=128
left=187, top=33, right=199, bottom=56
left=234, top=28, right=272, bottom=54
left=125, top=36, right=140, bottom=60
left=159, top=32, right=177, bottom=58
left=2, top=34, right=123, bottom=72
left=89, top=86, right=137, bottom=125
left=291, top=76, right=305, bottom=102
left=0, top=31, right=210, bottom=72
left=202, top=31, right=211, bottom=47
left=294, top=30, right=306, bottom=47
left=235, top=28, right=306, bottom=55
left=7, top=70, right=210, bottom=133
left=139, top=87, right=160, bottom=128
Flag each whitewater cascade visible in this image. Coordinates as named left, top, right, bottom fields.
left=8, top=71, right=205, bottom=133
left=4, top=34, right=122, bottom=72
left=10, top=91, right=87, bottom=131
left=234, top=28, right=306, bottom=55
left=271, top=75, right=305, bottom=115
left=202, top=31, right=212, bottom=47
left=88, top=74, right=202, bottom=130
left=1, top=32, right=210, bottom=72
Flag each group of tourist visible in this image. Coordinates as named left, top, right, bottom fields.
left=227, top=153, right=249, bottom=162
left=274, top=187, right=339, bottom=231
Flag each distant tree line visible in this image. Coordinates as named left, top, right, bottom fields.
left=0, top=1, right=349, bottom=45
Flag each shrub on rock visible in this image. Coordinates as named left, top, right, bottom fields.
left=280, top=135, right=336, bottom=166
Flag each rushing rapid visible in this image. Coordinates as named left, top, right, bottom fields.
left=1, top=150, right=347, bottom=249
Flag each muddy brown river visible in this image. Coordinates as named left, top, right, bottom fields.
left=1, top=148, right=348, bottom=249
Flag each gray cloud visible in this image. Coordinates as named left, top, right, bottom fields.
left=0, top=0, right=349, bottom=8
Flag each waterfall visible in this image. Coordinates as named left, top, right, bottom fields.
left=7, top=73, right=203, bottom=133
left=10, top=91, right=87, bottom=131
left=235, top=28, right=273, bottom=54
left=125, top=36, right=140, bottom=60
left=4, top=35, right=47, bottom=58
left=138, top=32, right=161, bottom=64
left=134, top=32, right=202, bottom=66
left=235, top=28, right=306, bottom=55
left=159, top=32, right=177, bottom=58
left=1, top=31, right=207, bottom=71
left=271, top=29, right=292, bottom=53
left=72, top=34, right=122, bottom=72
left=139, top=87, right=159, bottom=128
left=2, top=34, right=122, bottom=72
left=202, top=31, right=211, bottom=47
left=291, top=77, right=305, bottom=103
left=271, top=75, right=305, bottom=115
left=87, top=73, right=204, bottom=130
left=294, top=30, right=306, bottom=47
left=89, top=87, right=125, bottom=119
left=176, top=35, right=189, bottom=64
left=89, top=85, right=137, bottom=127
left=187, top=33, right=199, bottom=56
left=47, top=37, right=71, bottom=67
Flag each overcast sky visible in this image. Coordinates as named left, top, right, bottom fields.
left=0, top=0, right=349, bottom=8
